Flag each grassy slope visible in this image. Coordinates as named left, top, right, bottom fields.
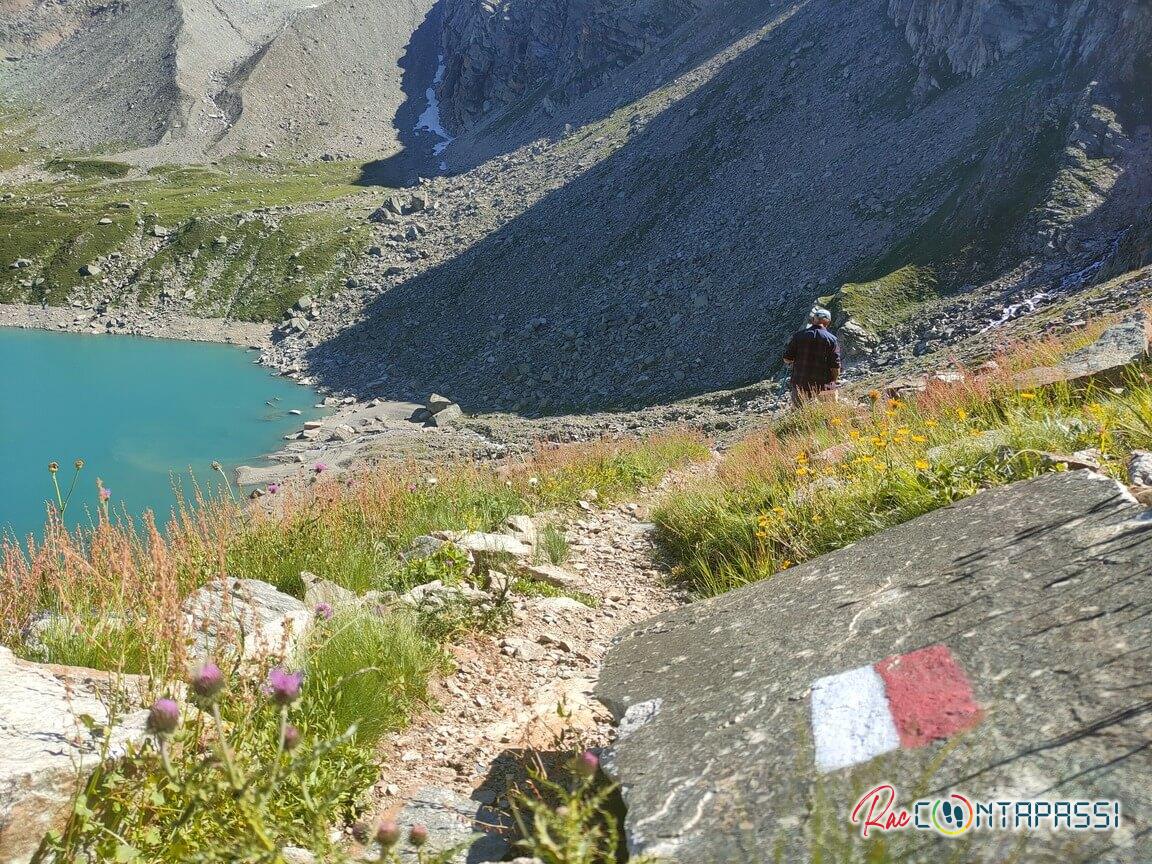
left=0, top=155, right=372, bottom=319
left=656, top=325, right=1152, bottom=596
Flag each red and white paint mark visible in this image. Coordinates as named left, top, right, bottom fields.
left=810, top=645, right=983, bottom=773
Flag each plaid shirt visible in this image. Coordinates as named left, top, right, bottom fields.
left=783, top=325, right=841, bottom=387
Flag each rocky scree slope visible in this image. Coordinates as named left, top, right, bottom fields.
left=271, top=0, right=1152, bottom=415
left=0, top=0, right=438, bottom=163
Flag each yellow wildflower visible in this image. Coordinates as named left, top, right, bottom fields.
left=1019, top=392, right=1037, bottom=400
left=868, top=390, right=881, bottom=401
left=829, top=417, right=844, bottom=427
left=956, top=408, right=968, bottom=421
left=888, top=399, right=902, bottom=409
left=796, top=466, right=810, bottom=478
left=911, top=434, right=928, bottom=444
left=915, top=459, right=930, bottom=471
left=849, top=429, right=862, bottom=440
left=925, top=419, right=939, bottom=428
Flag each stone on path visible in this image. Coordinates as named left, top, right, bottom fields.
left=0, top=648, right=150, bottom=864
left=517, top=562, right=580, bottom=589
left=182, top=578, right=311, bottom=664
left=597, top=471, right=1152, bottom=862
left=392, top=787, right=509, bottom=863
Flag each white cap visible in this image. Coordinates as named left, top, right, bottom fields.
left=810, top=306, right=832, bottom=323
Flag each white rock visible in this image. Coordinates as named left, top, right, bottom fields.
left=0, top=648, right=150, bottom=864
left=502, top=514, right=537, bottom=547
left=441, top=531, right=532, bottom=559
left=518, top=563, right=580, bottom=589
left=182, top=578, right=311, bottom=663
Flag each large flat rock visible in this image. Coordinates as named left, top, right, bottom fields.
left=0, top=649, right=149, bottom=864
left=597, top=471, right=1152, bottom=862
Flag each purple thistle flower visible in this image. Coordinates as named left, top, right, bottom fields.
left=283, top=724, right=301, bottom=751
left=267, top=482, right=280, bottom=494
left=376, top=820, right=401, bottom=849
left=314, top=462, right=329, bottom=475
left=147, top=698, right=180, bottom=737
left=314, top=602, right=334, bottom=621
left=266, top=667, right=303, bottom=706
left=409, top=824, right=429, bottom=848
left=189, top=663, right=225, bottom=702
left=99, top=488, right=111, bottom=502
left=572, top=750, right=599, bottom=778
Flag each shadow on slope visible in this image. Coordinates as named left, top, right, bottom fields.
left=357, top=2, right=445, bottom=187
left=310, top=0, right=1127, bottom=417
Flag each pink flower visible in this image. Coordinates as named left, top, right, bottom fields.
left=189, top=663, right=225, bottom=702
left=267, top=482, right=280, bottom=494
left=315, top=602, right=334, bottom=621
left=99, top=488, right=111, bottom=502
left=147, top=698, right=180, bottom=736
left=283, top=724, right=301, bottom=751
left=572, top=750, right=599, bottom=778
left=376, top=821, right=401, bottom=849
left=409, top=825, right=429, bottom=848
left=266, top=667, right=303, bottom=705
left=314, top=462, right=329, bottom=474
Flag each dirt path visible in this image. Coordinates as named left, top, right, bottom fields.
left=365, top=458, right=717, bottom=851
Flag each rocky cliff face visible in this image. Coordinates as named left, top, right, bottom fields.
left=438, top=0, right=707, bottom=131
left=279, top=0, right=1152, bottom=413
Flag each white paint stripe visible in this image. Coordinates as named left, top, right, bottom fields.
left=810, top=664, right=900, bottom=773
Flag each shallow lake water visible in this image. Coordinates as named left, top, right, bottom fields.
left=0, top=328, right=323, bottom=540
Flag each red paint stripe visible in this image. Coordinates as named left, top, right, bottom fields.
left=874, top=645, right=983, bottom=749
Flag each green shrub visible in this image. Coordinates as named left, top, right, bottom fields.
left=46, top=158, right=132, bottom=179
left=35, top=664, right=377, bottom=863
left=536, top=523, right=570, bottom=565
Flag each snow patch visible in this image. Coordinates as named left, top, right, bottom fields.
left=417, top=56, right=454, bottom=158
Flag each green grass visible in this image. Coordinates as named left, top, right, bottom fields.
left=536, top=523, right=570, bottom=565
left=0, top=157, right=373, bottom=319
left=300, top=608, right=445, bottom=748
left=658, top=367, right=1152, bottom=597
left=823, top=265, right=939, bottom=332
left=18, top=615, right=170, bottom=676
left=46, top=158, right=132, bottom=180
left=226, top=433, right=709, bottom=599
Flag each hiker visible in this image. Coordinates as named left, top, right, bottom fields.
left=782, top=307, right=841, bottom=407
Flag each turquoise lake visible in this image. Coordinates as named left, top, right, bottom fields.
left=0, top=328, right=323, bottom=541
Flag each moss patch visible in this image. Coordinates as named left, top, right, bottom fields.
left=823, top=264, right=939, bottom=332
left=46, top=158, right=132, bottom=180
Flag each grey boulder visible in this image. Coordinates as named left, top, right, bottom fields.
left=598, top=471, right=1152, bottom=862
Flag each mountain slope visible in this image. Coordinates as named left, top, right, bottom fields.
left=275, top=0, right=1151, bottom=413
left=0, top=0, right=439, bottom=163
